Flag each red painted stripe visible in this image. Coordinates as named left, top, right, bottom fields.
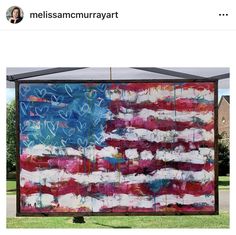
left=20, top=180, right=214, bottom=197
left=106, top=139, right=214, bottom=153
left=20, top=154, right=214, bottom=174
left=175, top=83, right=214, bottom=92
left=158, top=204, right=215, bottom=212
left=106, top=118, right=214, bottom=132
left=109, top=83, right=173, bottom=92
left=123, top=160, right=214, bottom=175
left=108, top=82, right=214, bottom=92
left=20, top=204, right=214, bottom=213
left=20, top=206, right=90, bottom=213
left=99, top=206, right=155, bottom=213
left=100, top=205, right=214, bottom=213
left=20, top=155, right=94, bottom=174
left=109, top=99, right=214, bottom=114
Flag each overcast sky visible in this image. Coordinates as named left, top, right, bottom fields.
left=6, top=67, right=229, bottom=103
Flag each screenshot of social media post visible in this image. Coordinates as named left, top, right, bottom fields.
left=0, top=0, right=235, bottom=234
left=0, top=0, right=235, bottom=30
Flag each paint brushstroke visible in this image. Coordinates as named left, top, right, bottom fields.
left=18, top=82, right=215, bottom=214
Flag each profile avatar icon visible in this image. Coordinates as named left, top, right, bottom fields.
left=7, top=6, right=23, bottom=24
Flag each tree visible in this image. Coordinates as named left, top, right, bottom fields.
left=218, top=139, right=230, bottom=176
left=7, top=100, right=16, bottom=177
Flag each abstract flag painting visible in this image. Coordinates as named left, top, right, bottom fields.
left=17, top=81, right=217, bottom=215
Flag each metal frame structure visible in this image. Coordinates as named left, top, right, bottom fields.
left=7, top=68, right=86, bottom=81
left=7, top=67, right=229, bottom=82
left=132, top=67, right=229, bottom=81
left=15, top=79, right=219, bottom=216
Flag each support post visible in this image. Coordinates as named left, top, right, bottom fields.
left=73, top=216, right=85, bottom=223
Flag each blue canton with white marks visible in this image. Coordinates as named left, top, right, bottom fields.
left=19, top=83, right=110, bottom=152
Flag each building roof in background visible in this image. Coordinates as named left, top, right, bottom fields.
left=222, top=95, right=230, bottom=104
left=219, top=95, right=230, bottom=107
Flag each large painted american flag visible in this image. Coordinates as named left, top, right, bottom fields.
left=18, top=81, right=216, bottom=214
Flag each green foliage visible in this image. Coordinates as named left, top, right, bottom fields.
left=7, top=180, right=16, bottom=194
left=218, top=176, right=229, bottom=190
left=218, top=139, right=230, bottom=176
left=7, top=100, right=16, bottom=176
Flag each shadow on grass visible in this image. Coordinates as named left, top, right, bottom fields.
left=93, top=222, right=132, bottom=228
left=219, top=181, right=229, bottom=187
left=7, top=189, right=16, bottom=192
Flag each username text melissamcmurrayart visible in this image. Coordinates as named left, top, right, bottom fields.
left=30, top=11, right=119, bottom=20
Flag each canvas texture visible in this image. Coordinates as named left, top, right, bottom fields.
left=18, top=82, right=216, bottom=214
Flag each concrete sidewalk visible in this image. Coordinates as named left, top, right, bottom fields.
left=6, top=190, right=229, bottom=217
left=219, top=190, right=229, bottom=212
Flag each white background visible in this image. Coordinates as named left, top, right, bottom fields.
left=0, top=0, right=235, bottom=234
left=0, top=0, right=235, bottom=30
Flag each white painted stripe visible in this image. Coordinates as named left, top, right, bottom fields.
left=104, top=128, right=214, bottom=143
left=111, top=108, right=214, bottom=123
left=125, top=149, right=139, bottom=160
left=125, top=168, right=214, bottom=184
left=140, top=150, right=154, bottom=160
left=124, top=148, right=214, bottom=164
left=106, top=87, right=214, bottom=102
left=20, top=168, right=214, bottom=187
left=161, top=194, right=214, bottom=207
left=155, top=148, right=214, bottom=164
left=23, top=193, right=214, bottom=211
left=23, top=145, right=119, bottom=161
left=23, top=145, right=213, bottom=164
left=24, top=193, right=54, bottom=208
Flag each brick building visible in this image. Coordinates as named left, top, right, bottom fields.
left=218, top=95, right=230, bottom=141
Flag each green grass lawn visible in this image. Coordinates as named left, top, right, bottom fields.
left=7, top=180, right=16, bottom=195
left=219, top=176, right=230, bottom=190
left=7, top=212, right=229, bottom=228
